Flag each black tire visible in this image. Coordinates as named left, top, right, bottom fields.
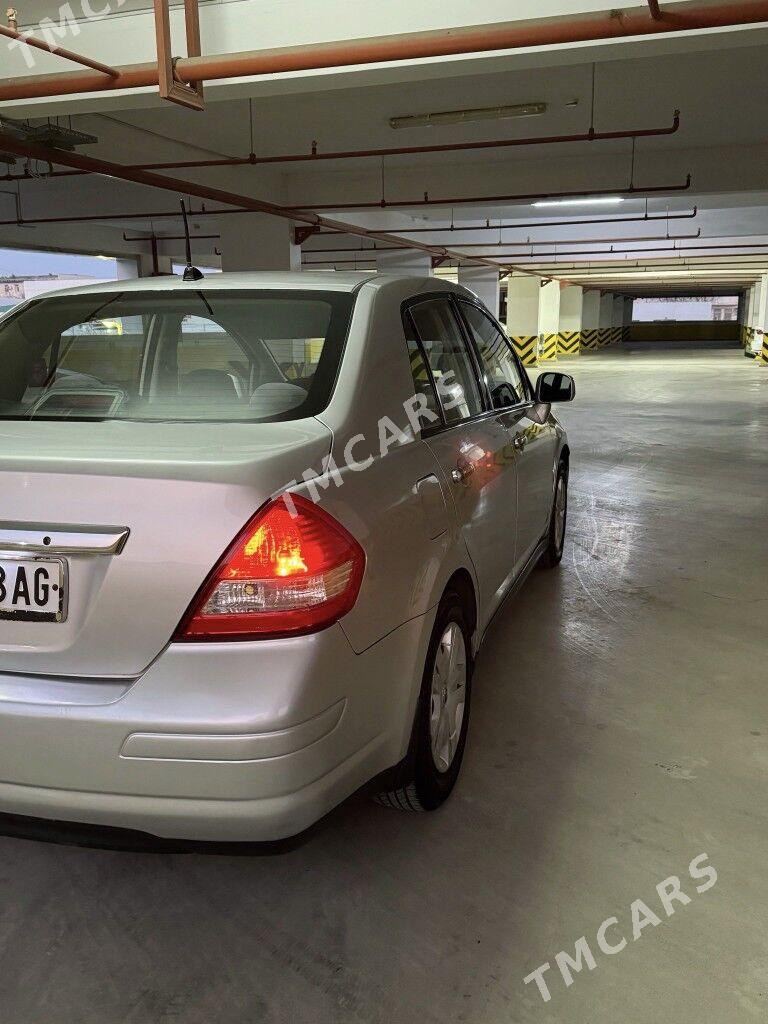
left=375, top=592, right=473, bottom=812
left=539, top=459, right=568, bottom=569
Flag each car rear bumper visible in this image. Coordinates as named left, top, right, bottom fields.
left=0, top=615, right=431, bottom=841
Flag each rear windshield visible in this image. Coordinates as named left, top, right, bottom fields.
left=0, top=289, right=354, bottom=423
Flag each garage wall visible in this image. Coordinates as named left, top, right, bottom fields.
left=628, top=322, right=741, bottom=343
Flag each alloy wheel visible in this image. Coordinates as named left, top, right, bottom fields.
left=429, top=622, right=467, bottom=773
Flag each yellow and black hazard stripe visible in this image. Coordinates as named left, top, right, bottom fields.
left=510, top=334, right=538, bottom=366
left=539, top=333, right=558, bottom=361
left=611, top=326, right=622, bottom=345
left=581, top=328, right=599, bottom=351
left=557, top=331, right=580, bottom=356
left=410, top=347, right=430, bottom=382
left=758, top=331, right=768, bottom=366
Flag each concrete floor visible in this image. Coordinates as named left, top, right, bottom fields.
left=0, top=349, right=766, bottom=1024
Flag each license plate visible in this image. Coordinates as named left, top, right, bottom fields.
left=0, top=556, right=67, bottom=623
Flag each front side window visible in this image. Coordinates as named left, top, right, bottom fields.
left=408, top=298, right=484, bottom=425
left=459, top=301, right=526, bottom=409
left=0, top=289, right=353, bottom=423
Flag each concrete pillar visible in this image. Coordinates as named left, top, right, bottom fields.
left=750, top=279, right=764, bottom=329
left=375, top=250, right=432, bottom=276
left=219, top=213, right=301, bottom=272
left=739, top=288, right=752, bottom=349
left=138, top=253, right=173, bottom=277
left=116, top=257, right=139, bottom=280
left=505, top=276, right=540, bottom=366
left=755, top=274, right=768, bottom=364
left=458, top=265, right=500, bottom=318
left=746, top=280, right=760, bottom=356
left=599, top=292, right=614, bottom=348
left=538, top=279, right=560, bottom=362
left=581, top=289, right=601, bottom=352
left=558, top=284, right=583, bottom=357
left=744, top=284, right=757, bottom=353
left=612, top=295, right=626, bottom=346
left=622, top=296, right=634, bottom=343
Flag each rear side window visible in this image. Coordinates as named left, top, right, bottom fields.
left=408, top=298, right=483, bottom=425
left=459, top=301, right=527, bottom=408
left=0, top=289, right=353, bottom=423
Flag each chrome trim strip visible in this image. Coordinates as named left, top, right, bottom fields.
left=0, top=522, right=130, bottom=556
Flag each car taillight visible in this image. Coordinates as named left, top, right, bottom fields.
left=176, top=494, right=365, bottom=641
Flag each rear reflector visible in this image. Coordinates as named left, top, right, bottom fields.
left=176, top=494, right=365, bottom=641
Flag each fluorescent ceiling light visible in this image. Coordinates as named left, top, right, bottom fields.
left=390, top=103, right=547, bottom=130
left=532, top=197, right=625, bottom=208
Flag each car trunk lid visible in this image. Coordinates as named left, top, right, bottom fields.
left=0, top=418, right=332, bottom=678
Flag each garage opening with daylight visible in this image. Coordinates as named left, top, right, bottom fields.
left=0, top=2, right=766, bottom=1022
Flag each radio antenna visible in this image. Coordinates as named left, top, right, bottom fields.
left=179, top=199, right=204, bottom=281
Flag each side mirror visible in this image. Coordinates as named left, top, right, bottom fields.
left=535, top=371, right=575, bottom=404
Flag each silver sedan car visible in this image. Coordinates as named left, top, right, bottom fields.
left=0, top=272, right=572, bottom=841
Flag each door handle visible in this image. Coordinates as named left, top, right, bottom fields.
left=512, top=433, right=528, bottom=452
left=451, top=462, right=474, bottom=483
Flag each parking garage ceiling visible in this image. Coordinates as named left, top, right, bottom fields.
left=0, top=2, right=767, bottom=295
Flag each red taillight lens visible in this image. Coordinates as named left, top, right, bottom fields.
left=176, top=494, right=365, bottom=641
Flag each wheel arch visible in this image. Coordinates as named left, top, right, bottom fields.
left=443, top=568, right=478, bottom=647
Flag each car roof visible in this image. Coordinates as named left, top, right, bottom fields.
left=31, top=271, right=477, bottom=301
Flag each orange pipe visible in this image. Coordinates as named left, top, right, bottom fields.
left=0, top=24, right=118, bottom=77
left=1, top=2, right=768, bottom=101
left=0, top=112, right=682, bottom=180
left=285, top=177, right=693, bottom=212
left=0, top=129, right=546, bottom=279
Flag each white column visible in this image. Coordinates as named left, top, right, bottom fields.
left=746, top=285, right=756, bottom=323
left=622, top=296, right=633, bottom=344
left=753, top=280, right=765, bottom=356
left=538, top=279, right=560, bottom=362
left=458, top=265, right=500, bottom=318
left=755, top=274, right=768, bottom=362
left=743, top=286, right=755, bottom=349
left=219, top=213, right=301, bottom=272
left=506, top=275, right=540, bottom=366
left=612, top=295, right=625, bottom=345
left=559, top=284, right=583, bottom=357
left=137, top=253, right=173, bottom=277
left=116, top=257, right=139, bottom=280
left=581, top=289, right=601, bottom=352
left=375, top=249, right=432, bottom=276
left=599, top=292, right=614, bottom=348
